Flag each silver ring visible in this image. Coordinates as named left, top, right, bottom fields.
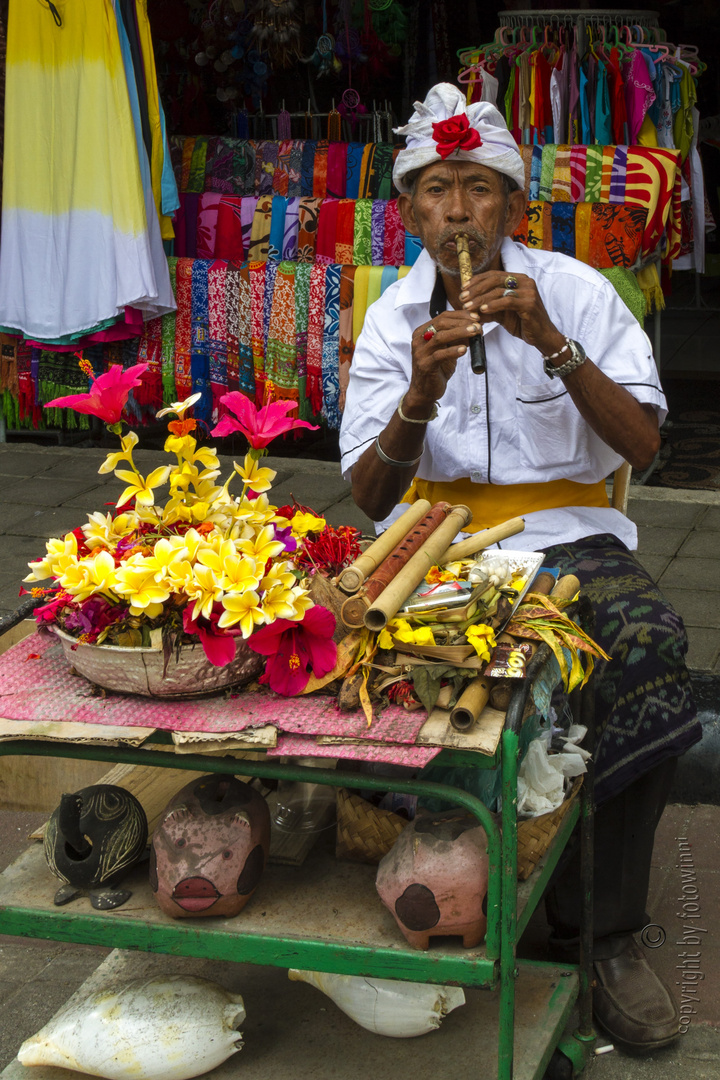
left=502, top=288, right=515, bottom=298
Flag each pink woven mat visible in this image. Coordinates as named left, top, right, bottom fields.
left=0, top=632, right=424, bottom=742
left=270, top=734, right=440, bottom=767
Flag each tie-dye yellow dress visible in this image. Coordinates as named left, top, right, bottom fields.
left=0, top=0, right=174, bottom=341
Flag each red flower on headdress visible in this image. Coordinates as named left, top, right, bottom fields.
left=431, top=114, right=483, bottom=161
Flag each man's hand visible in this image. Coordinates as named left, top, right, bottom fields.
left=459, top=270, right=566, bottom=358
left=405, top=311, right=483, bottom=415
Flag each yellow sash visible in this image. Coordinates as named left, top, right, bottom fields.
left=403, top=477, right=609, bottom=533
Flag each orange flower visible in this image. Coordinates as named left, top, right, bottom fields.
left=168, top=418, right=197, bottom=436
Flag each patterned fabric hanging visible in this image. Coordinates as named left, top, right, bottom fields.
left=322, top=265, right=341, bottom=429
left=264, top=261, right=298, bottom=405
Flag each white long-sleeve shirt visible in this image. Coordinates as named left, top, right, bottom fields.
left=339, top=239, right=666, bottom=551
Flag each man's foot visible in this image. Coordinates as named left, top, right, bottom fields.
left=593, top=938, right=680, bottom=1052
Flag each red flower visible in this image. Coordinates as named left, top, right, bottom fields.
left=431, top=114, right=483, bottom=161
left=211, top=393, right=319, bottom=449
left=247, top=606, right=337, bottom=696
left=45, top=363, right=149, bottom=425
left=183, top=607, right=237, bottom=668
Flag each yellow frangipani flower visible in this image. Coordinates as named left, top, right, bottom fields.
left=217, top=590, right=267, bottom=637
left=115, top=466, right=172, bottom=508
left=234, top=454, right=276, bottom=493
left=260, top=562, right=297, bottom=593
left=156, top=392, right=202, bottom=419
left=284, top=585, right=314, bottom=621
left=238, top=524, right=284, bottom=565
left=113, top=556, right=173, bottom=614
left=261, top=582, right=300, bottom=621
left=192, top=446, right=220, bottom=472
left=465, top=623, right=497, bottom=662
left=146, top=538, right=184, bottom=580
left=184, top=563, right=225, bottom=621
left=82, top=511, right=137, bottom=550
left=24, top=532, right=78, bottom=581
left=177, top=527, right=204, bottom=563
left=290, top=511, right=326, bottom=538
left=164, top=434, right=197, bottom=459
left=98, top=431, right=140, bottom=476
left=86, top=550, right=119, bottom=594
left=56, top=558, right=96, bottom=602
left=219, top=554, right=260, bottom=593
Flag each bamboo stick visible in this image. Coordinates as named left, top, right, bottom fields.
left=337, top=499, right=432, bottom=594
left=364, top=505, right=472, bottom=631
left=341, top=503, right=452, bottom=628
left=439, top=516, right=525, bottom=563
left=449, top=676, right=493, bottom=732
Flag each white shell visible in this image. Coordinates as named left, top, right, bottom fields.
left=18, top=975, right=245, bottom=1080
left=288, top=969, right=465, bottom=1038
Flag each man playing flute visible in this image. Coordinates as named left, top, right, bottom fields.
left=339, top=83, right=701, bottom=1053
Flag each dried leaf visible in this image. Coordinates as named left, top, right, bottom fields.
left=359, top=668, right=373, bottom=728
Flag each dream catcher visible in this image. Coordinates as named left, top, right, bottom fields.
left=247, top=0, right=302, bottom=68
left=302, top=0, right=342, bottom=78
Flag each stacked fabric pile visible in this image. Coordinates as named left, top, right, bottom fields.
left=175, top=194, right=416, bottom=267
left=171, top=136, right=400, bottom=200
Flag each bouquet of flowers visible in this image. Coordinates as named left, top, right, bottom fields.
left=23, top=360, right=363, bottom=697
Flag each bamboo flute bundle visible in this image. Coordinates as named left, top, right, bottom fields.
left=337, top=499, right=432, bottom=594
left=439, top=516, right=525, bottom=563
left=341, top=502, right=452, bottom=628
left=449, top=676, right=493, bottom=732
left=363, top=505, right=473, bottom=631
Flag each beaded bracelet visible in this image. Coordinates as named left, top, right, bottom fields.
left=397, top=393, right=438, bottom=424
left=541, top=337, right=571, bottom=362
left=375, top=436, right=423, bottom=468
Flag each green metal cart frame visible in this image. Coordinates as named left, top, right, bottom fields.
left=0, top=627, right=597, bottom=1080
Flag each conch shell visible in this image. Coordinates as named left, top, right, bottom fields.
left=18, top=974, right=245, bottom=1080
left=288, top=969, right=465, bottom=1037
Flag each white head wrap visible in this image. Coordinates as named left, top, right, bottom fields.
left=392, top=83, right=525, bottom=194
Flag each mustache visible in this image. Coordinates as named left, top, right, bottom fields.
left=438, top=227, right=489, bottom=252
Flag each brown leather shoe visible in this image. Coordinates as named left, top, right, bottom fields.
left=593, top=938, right=680, bottom=1051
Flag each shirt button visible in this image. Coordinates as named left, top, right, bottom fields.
left=471, top=472, right=482, bottom=483
left=470, top=405, right=482, bottom=414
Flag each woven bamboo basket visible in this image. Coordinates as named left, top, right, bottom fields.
left=336, top=777, right=583, bottom=876
left=335, top=788, right=410, bottom=864
left=515, top=776, right=583, bottom=881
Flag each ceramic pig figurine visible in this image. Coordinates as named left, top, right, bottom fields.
left=376, top=809, right=489, bottom=949
left=150, top=774, right=270, bottom=919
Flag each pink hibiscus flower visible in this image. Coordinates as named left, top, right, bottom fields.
left=45, top=363, right=149, bottom=425
left=183, top=607, right=237, bottom=667
left=211, top=393, right=319, bottom=449
left=247, top=606, right=337, bottom=696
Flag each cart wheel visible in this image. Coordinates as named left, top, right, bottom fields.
left=543, top=1049, right=574, bottom=1080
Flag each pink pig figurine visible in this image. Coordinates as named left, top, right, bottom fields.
left=150, top=774, right=271, bottom=919
left=376, top=809, right=489, bottom=949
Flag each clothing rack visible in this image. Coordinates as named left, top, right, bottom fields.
left=497, top=9, right=660, bottom=58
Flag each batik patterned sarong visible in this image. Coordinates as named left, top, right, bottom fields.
left=540, top=534, right=700, bottom=804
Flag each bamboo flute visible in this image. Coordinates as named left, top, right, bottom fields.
left=449, top=676, right=493, bottom=732
left=341, top=502, right=452, bottom=628
left=337, top=499, right=432, bottom=594
left=456, top=234, right=486, bottom=374
left=363, top=505, right=473, bottom=631
left=439, top=516, right=525, bottom=563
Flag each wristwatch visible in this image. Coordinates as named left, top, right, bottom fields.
left=543, top=338, right=587, bottom=379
